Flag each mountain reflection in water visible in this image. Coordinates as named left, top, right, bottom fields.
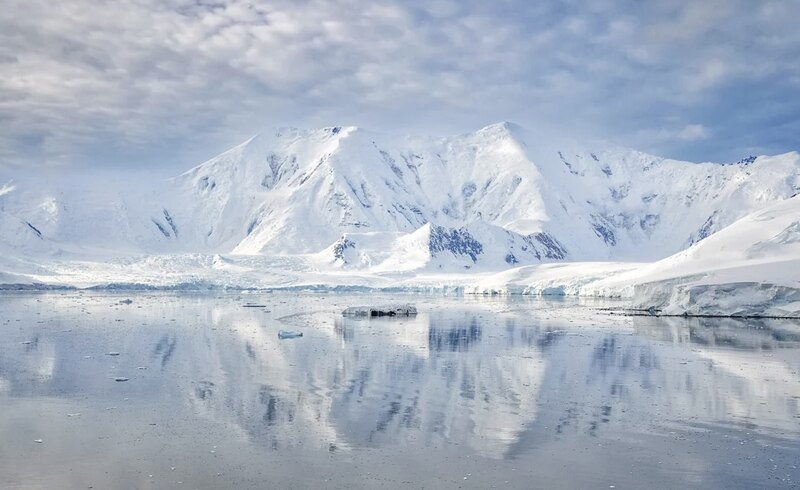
left=1, top=293, right=798, bottom=489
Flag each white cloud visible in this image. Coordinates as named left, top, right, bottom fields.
left=683, top=59, right=730, bottom=93
left=674, top=124, right=712, bottom=142
left=636, top=123, right=711, bottom=145
left=0, top=0, right=798, bottom=169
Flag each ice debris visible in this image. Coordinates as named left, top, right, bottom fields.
left=342, top=304, right=418, bottom=317
left=277, top=330, right=303, bottom=339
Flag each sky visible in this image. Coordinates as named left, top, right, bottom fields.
left=1, top=0, right=799, bottom=171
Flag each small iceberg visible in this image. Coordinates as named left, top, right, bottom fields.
left=342, top=304, right=418, bottom=317
left=278, top=330, right=303, bottom=339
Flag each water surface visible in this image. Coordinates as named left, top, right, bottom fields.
left=1, top=292, right=799, bottom=489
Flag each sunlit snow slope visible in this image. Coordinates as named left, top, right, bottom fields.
left=604, top=194, right=800, bottom=316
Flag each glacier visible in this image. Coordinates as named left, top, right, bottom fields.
left=1, top=122, right=799, bottom=316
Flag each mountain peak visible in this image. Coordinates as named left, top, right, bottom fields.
left=5, top=122, right=799, bottom=266
left=250, top=125, right=361, bottom=142
left=475, top=121, right=524, bottom=137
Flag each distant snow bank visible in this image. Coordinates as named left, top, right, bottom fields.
left=1, top=254, right=798, bottom=318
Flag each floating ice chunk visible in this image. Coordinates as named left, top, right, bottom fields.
left=119, top=298, right=133, bottom=305
left=277, top=330, right=303, bottom=339
left=342, top=304, right=417, bottom=317
left=34, top=439, right=43, bottom=443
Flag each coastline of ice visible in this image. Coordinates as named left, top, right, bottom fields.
left=1, top=254, right=798, bottom=318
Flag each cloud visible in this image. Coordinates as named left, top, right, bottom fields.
left=635, top=123, right=711, bottom=146
left=675, top=124, right=711, bottom=142
left=0, top=0, right=798, bottom=170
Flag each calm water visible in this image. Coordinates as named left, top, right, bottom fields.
left=1, top=292, right=799, bottom=489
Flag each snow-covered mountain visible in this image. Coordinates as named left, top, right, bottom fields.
left=2, top=122, right=798, bottom=273
left=608, top=194, right=800, bottom=317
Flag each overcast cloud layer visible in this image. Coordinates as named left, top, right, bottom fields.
left=1, top=0, right=799, bottom=170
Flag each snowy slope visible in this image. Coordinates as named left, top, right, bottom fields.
left=2, top=123, right=799, bottom=267
left=464, top=195, right=800, bottom=316
left=167, top=123, right=800, bottom=263
left=595, top=194, right=800, bottom=316
left=1, top=193, right=798, bottom=317
left=1, top=123, right=800, bottom=316
left=314, top=221, right=566, bottom=273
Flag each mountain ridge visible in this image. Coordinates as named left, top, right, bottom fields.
left=1, top=123, right=799, bottom=271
